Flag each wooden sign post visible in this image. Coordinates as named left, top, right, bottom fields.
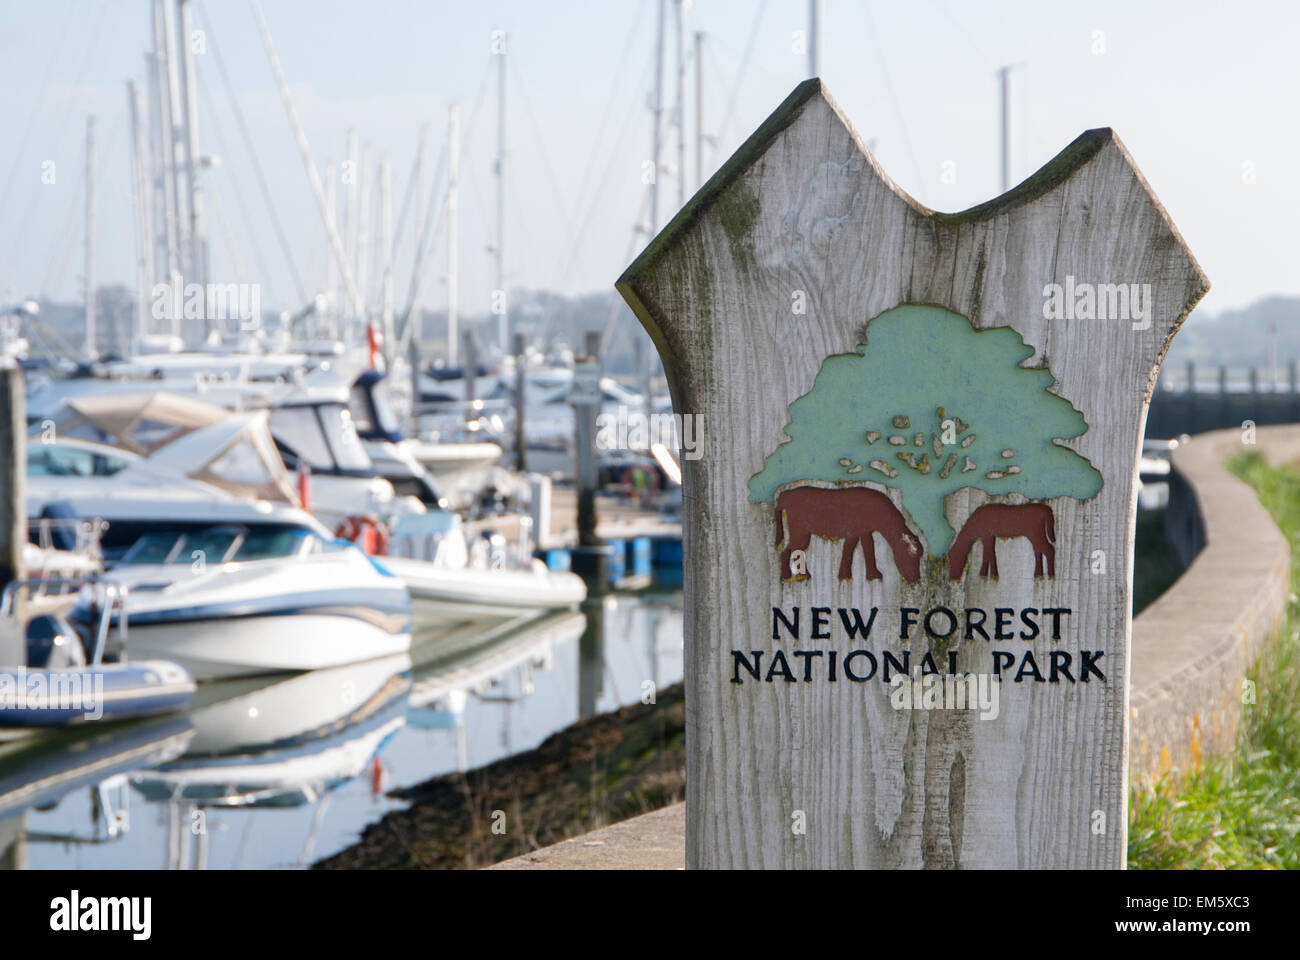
left=617, top=80, right=1207, bottom=869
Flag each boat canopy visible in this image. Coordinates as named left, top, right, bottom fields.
left=37, top=391, right=298, bottom=505
left=45, top=391, right=228, bottom=454
left=148, top=412, right=299, bottom=505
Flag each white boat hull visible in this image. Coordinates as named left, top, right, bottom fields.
left=123, top=613, right=411, bottom=681
left=378, top=555, right=586, bottom=616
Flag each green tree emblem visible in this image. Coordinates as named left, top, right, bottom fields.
left=748, top=304, right=1103, bottom=557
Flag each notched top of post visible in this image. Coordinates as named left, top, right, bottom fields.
left=616, top=77, right=1209, bottom=411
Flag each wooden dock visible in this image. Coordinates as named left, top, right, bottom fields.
left=464, top=485, right=681, bottom=552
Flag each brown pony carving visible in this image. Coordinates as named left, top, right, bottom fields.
left=775, top=486, right=922, bottom=583
left=948, top=503, right=1056, bottom=580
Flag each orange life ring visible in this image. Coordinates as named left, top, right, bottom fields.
left=334, top=515, right=389, bottom=555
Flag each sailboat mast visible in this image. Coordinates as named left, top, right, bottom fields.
left=809, top=0, right=821, bottom=76
left=674, top=0, right=685, bottom=210
left=83, top=116, right=96, bottom=361
left=694, top=31, right=703, bottom=192
left=447, top=103, right=460, bottom=366
left=380, top=155, right=395, bottom=365
left=159, top=0, right=187, bottom=293
left=324, top=160, right=337, bottom=339
left=999, top=65, right=1011, bottom=192
left=650, top=0, right=664, bottom=233
left=176, top=0, right=206, bottom=297
left=356, top=144, right=372, bottom=316
left=493, top=32, right=507, bottom=354
left=343, top=129, right=358, bottom=319
left=149, top=0, right=178, bottom=298
left=127, top=80, right=153, bottom=349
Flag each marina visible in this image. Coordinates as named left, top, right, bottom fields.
left=1, top=585, right=683, bottom=869
left=0, top=0, right=1294, bottom=905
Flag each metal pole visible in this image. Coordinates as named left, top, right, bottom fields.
left=464, top=329, right=476, bottom=405
left=494, top=34, right=508, bottom=354
left=694, top=30, right=704, bottom=191
left=409, top=338, right=421, bottom=437
left=0, top=367, right=26, bottom=665
left=324, top=160, right=337, bottom=338
left=150, top=1, right=179, bottom=296
left=573, top=331, right=605, bottom=580
left=447, top=104, right=460, bottom=365
left=380, top=155, right=394, bottom=366
left=514, top=331, right=527, bottom=472
left=160, top=0, right=187, bottom=287
left=84, top=116, right=97, bottom=361
left=999, top=65, right=1011, bottom=193
left=250, top=0, right=365, bottom=320
left=177, top=0, right=206, bottom=294
left=343, top=129, right=358, bottom=316
left=809, top=0, right=821, bottom=77
left=1290, top=359, right=1298, bottom=423
left=674, top=0, right=686, bottom=211
left=650, top=0, right=664, bottom=233
left=356, top=144, right=372, bottom=313
left=1219, top=365, right=1229, bottom=429
left=127, top=80, right=153, bottom=349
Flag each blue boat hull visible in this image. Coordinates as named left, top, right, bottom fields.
left=0, top=661, right=196, bottom=728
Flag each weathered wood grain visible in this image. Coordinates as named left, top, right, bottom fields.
left=617, top=80, right=1208, bottom=869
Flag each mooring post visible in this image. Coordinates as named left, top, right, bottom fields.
left=571, top=331, right=606, bottom=580
left=513, top=331, right=527, bottom=472
left=1185, top=360, right=1196, bottom=432
left=1219, top=365, right=1229, bottom=429
left=578, top=593, right=607, bottom=718
left=1290, top=359, right=1298, bottom=423
left=0, top=365, right=27, bottom=666
left=617, top=79, right=1208, bottom=868
left=1249, top=367, right=1259, bottom=424
left=408, top=337, right=421, bottom=437
left=463, top=329, right=476, bottom=407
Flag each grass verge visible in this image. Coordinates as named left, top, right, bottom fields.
left=1126, top=451, right=1300, bottom=869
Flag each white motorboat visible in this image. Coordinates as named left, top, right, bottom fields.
left=33, top=387, right=412, bottom=534
left=58, top=502, right=411, bottom=680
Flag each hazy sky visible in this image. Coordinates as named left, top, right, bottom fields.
left=1, top=0, right=1296, bottom=321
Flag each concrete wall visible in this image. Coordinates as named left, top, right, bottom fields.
left=1129, top=425, right=1299, bottom=779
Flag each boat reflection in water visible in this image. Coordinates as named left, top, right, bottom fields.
left=2, top=587, right=683, bottom=869
left=0, top=714, right=195, bottom=868
left=132, top=653, right=414, bottom=869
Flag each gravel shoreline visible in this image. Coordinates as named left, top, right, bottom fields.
left=314, top=683, right=685, bottom=869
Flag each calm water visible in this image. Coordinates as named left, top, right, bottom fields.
left=0, top=585, right=683, bottom=869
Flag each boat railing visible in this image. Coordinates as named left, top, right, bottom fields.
left=32, top=516, right=107, bottom=565
left=1, top=576, right=129, bottom=666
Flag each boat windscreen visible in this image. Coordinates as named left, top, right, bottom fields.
left=269, top=406, right=333, bottom=468
left=321, top=404, right=373, bottom=471
left=231, top=527, right=312, bottom=561
left=351, top=380, right=402, bottom=440
left=115, top=522, right=317, bottom=565
left=178, top=525, right=241, bottom=564
left=28, top=444, right=130, bottom=477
